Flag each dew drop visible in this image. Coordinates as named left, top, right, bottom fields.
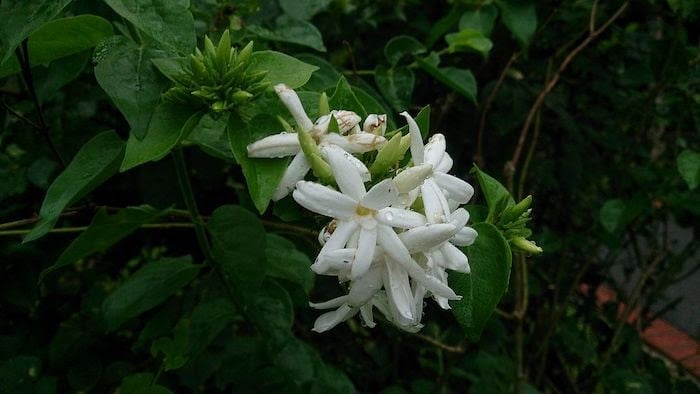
left=384, top=212, right=394, bottom=221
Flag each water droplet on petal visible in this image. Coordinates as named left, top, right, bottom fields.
left=385, top=212, right=394, bottom=222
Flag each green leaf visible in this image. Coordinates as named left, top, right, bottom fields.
left=250, top=50, right=318, bottom=89
left=40, top=206, right=166, bottom=281
left=450, top=222, right=512, bottom=341
left=102, top=256, right=200, bottom=330
left=207, top=205, right=267, bottom=303
left=119, top=373, right=172, bottom=394
left=0, top=15, right=113, bottom=78
left=248, top=279, right=293, bottom=341
left=599, top=199, right=627, bottom=233
left=459, top=5, right=499, bottom=36
left=471, top=165, right=515, bottom=222
left=278, top=0, right=331, bottom=20
left=0, top=0, right=72, bottom=65
left=0, top=356, right=42, bottom=394
left=227, top=113, right=288, bottom=213
left=185, top=114, right=234, bottom=161
left=384, top=35, right=426, bottom=66
left=186, top=297, right=236, bottom=358
left=374, top=65, right=414, bottom=112
left=294, top=54, right=341, bottom=91
left=329, top=76, right=367, bottom=118
left=445, top=29, right=493, bottom=56
left=677, top=149, right=700, bottom=190
left=416, top=57, right=477, bottom=104
left=120, top=103, right=204, bottom=171
left=94, top=36, right=171, bottom=140
left=247, top=16, right=326, bottom=52
left=150, top=320, right=189, bottom=370
left=24, top=131, right=125, bottom=242
left=265, top=234, right=314, bottom=293
left=496, top=0, right=537, bottom=46
left=103, top=0, right=195, bottom=54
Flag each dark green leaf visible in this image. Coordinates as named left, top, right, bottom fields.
left=119, top=373, right=172, bottom=394
left=248, top=279, right=293, bottom=341
left=248, top=16, right=326, bottom=52
left=416, top=57, right=477, bottom=104
left=450, top=222, right=512, bottom=340
left=496, top=0, right=537, bottom=46
left=94, top=36, right=171, bottom=140
left=471, top=165, right=515, bottom=222
left=278, top=0, right=331, bottom=20
left=186, top=297, right=236, bottom=358
left=185, top=114, right=234, bottom=161
left=0, top=15, right=113, bottom=78
left=374, top=65, right=414, bottom=112
left=265, top=234, right=314, bottom=293
left=0, top=355, right=42, bottom=393
left=104, top=0, right=195, bottom=54
left=294, top=54, right=341, bottom=91
left=150, top=320, right=189, bottom=370
left=34, top=51, right=90, bottom=102
left=120, top=103, right=204, bottom=171
left=250, top=50, right=318, bottom=89
left=0, top=0, right=72, bottom=65
left=227, top=113, right=288, bottom=213
left=445, top=29, right=493, bottom=56
left=207, top=205, right=267, bottom=302
left=384, top=35, right=426, bottom=66
left=102, top=256, right=199, bottom=330
left=24, top=131, right=125, bottom=242
left=329, top=76, right=367, bottom=118
left=40, top=206, right=166, bottom=280
left=599, top=199, right=627, bottom=233
left=459, top=5, right=499, bottom=36
left=677, top=149, right=700, bottom=190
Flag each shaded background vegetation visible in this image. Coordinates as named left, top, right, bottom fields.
left=1, top=0, right=699, bottom=392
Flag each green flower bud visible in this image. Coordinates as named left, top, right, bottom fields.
left=216, top=30, right=232, bottom=68
left=370, top=132, right=403, bottom=177
left=238, top=41, right=254, bottom=64
left=318, top=92, right=330, bottom=116
left=511, top=236, right=543, bottom=255
left=232, top=90, right=253, bottom=103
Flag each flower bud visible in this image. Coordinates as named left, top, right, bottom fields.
left=318, top=92, right=330, bottom=116
left=363, top=114, right=387, bottom=135
left=274, top=84, right=314, bottom=131
left=216, top=30, right=232, bottom=68
left=393, top=163, right=433, bottom=193
left=238, top=41, right=254, bottom=64
left=232, top=90, right=254, bottom=103
left=511, top=237, right=543, bottom=255
left=369, top=132, right=402, bottom=177
left=331, top=110, right=361, bottom=134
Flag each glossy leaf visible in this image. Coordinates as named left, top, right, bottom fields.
left=185, top=114, right=234, bottom=161
left=102, top=256, right=200, bottom=330
left=0, top=15, right=113, bottom=78
left=384, top=35, right=426, bottom=66
left=247, top=16, right=326, bottom=52
left=250, top=51, right=318, bottom=89
left=265, top=234, right=314, bottom=293
left=40, top=206, right=166, bottom=281
left=496, top=0, right=537, bottom=46
left=459, top=5, right=499, bottom=36
left=104, top=0, right=195, bottom=54
left=599, top=199, right=627, bottom=233
left=120, top=373, right=172, bottom=394
left=677, top=149, right=700, bottom=190
left=248, top=279, right=293, bottom=342
left=471, top=165, right=515, bottom=222
left=94, top=36, right=171, bottom=140
left=329, top=76, right=367, bottom=118
left=445, top=29, right=493, bottom=56
left=207, top=205, right=267, bottom=302
left=0, top=0, right=72, bottom=65
left=24, top=131, right=125, bottom=242
left=227, top=113, right=288, bottom=213
left=374, top=65, right=415, bottom=112
left=416, top=57, right=477, bottom=104
left=278, top=0, right=331, bottom=20
left=450, top=222, right=512, bottom=341
left=120, top=103, right=204, bottom=171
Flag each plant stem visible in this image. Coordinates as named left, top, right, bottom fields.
left=171, top=148, right=214, bottom=263
left=0, top=223, right=196, bottom=236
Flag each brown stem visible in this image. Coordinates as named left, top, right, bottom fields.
left=504, top=1, right=630, bottom=187
left=413, top=333, right=465, bottom=353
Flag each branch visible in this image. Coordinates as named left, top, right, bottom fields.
left=413, top=333, right=465, bottom=353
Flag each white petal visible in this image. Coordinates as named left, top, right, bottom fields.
left=421, top=178, right=451, bottom=223
left=310, top=295, right=349, bottom=309
left=436, top=153, right=453, bottom=173
left=413, top=285, right=427, bottom=323
left=376, top=207, right=427, bottom=229
left=433, top=172, right=474, bottom=204
left=394, top=188, right=419, bottom=209
left=246, top=132, right=300, bottom=158
left=344, top=151, right=371, bottom=182
left=382, top=260, right=415, bottom=321
left=274, top=84, right=313, bottom=131
left=424, top=134, right=446, bottom=168
left=312, top=221, right=359, bottom=274
left=359, top=305, right=376, bottom=327
left=312, top=304, right=356, bottom=333
left=351, top=227, right=377, bottom=279
left=321, top=144, right=366, bottom=200
left=362, top=179, right=399, bottom=210
left=450, top=208, right=470, bottom=229
left=393, top=164, right=432, bottom=193
left=400, top=111, right=424, bottom=165
left=398, top=223, right=458, bottom=253
left=439, top=243, right=470, bottom=273
left=377, top=226, right=459, bottom=299
left=363, top=114, right=387, bottom=135
left=272, top=151, right=310, bottom=201
left=452, top=226, right=478, bottom=247
left=331, top=110, right=361, bottom=134
left=293, top=181, right=357, bottom=219
left=348, top=267, right=382, bottom=305
left=323, top=132, right=386, bottom=153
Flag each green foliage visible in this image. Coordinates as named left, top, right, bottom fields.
left=677, top=149, right=700, bottom=190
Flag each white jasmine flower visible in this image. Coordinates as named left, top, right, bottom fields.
left=246, top=84, right=386, bottom=200
left=363, top=114, right=387, bottom=135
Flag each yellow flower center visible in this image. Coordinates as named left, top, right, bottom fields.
left=355, top=205, right=374, bottom=216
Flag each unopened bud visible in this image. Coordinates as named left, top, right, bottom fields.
left=232, top=90, right=253, bottom=102
left=238, top=41, right=254, bottom=63
left=393, top=164, right=433, bottom=193
left=216, top=30, right=232, bottom=67
left=363, top=114, right=387, bottom=135
left=318, top=92, right=330, bottom=116
left=511, top=237, right=543, bottom=255
left=370, top=132, right=402, bottom=177
left=331, top=110, right=361, bottom=134
left=274, top=84, right=313, bottom=131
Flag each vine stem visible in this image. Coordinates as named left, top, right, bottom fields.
left=0, top=223, right=196, bottom=236
left=504, top=0, right=629, bottom=188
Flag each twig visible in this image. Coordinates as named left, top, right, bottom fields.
left=0, top=222, right=196, bottom=236
left=504, top=1, right=630, bottom=188
left=413, top=333, right=465, bottom=353
left=15, top=41, right=67, bottom=168
left=1, top=96, right=42, bottom=130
